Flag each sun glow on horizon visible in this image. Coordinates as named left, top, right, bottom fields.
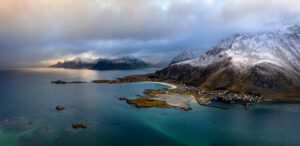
left=40, top=51, right=100, bottom=66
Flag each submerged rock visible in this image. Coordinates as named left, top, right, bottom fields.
left=5, top=119, right=12, bottom=122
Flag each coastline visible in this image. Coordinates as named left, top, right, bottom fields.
left=50, top=72, right=300, bottom=111
left=79, top=73, right=295, bottom=110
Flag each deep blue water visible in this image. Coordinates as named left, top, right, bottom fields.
left=0, top=68, right=299, bottom=146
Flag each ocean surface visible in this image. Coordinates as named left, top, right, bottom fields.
left=0, top=68, right=299, bottom=146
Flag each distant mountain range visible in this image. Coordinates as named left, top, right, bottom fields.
left=91, top=57, right=150, bottom=70
left=49, top=56, right=151, bottom=70
left=157, top=25, right=300, bottom=99
left=49, top=58, right=96, bottom=69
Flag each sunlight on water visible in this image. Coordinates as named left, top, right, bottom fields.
left=20, top=68, right=100, bottom=81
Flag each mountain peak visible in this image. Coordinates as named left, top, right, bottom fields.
left=176, top=25, right=300, bottom=74
left=159, top=25, right=300, bottom=98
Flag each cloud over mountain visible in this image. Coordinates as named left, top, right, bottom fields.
left=0, top=0, right=300, bottom=67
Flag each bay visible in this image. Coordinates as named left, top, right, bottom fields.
left=0, top=68, right=299, bottom=146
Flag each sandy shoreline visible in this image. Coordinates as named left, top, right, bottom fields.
left=142, top=81, right=178, bottom=89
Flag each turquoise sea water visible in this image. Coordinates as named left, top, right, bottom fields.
left=0, top=68, right=299, bottom=146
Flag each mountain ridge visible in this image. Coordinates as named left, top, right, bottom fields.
left=49, top=56, right=150, bottom=70
left=169, top=49, right=204, bottom=65
left=157, top=25, right=300, bottom=98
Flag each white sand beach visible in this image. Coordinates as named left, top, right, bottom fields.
left=143, top=81, right=177, bottom=89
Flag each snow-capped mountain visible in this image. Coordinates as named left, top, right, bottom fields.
left=158, top=25, right=300, bottom=98
left=177, top=25, right=300, bottom=73
left=50, top=56, right=150, bottom=70
left=92, top=56, right=150, bottom=70
left=49, top=57, right=97, bottom=69
left=169, top=49, right=204, bottom=65
left=105, top=56, right=145, bottom=64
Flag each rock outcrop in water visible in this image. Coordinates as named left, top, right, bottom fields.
left=72, top=123, right=87, bottom=129
left=157, top=25, right=300, bottom=99
left=55, top=106, right=65, bottom=110
left=51, top=80, right=86, bottom=84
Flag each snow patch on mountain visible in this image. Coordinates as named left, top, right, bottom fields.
left=169, top=49, right=204, bottom=65
left=175, top=25, right=300, bottom=74
left=106, top=56, right=146, bottom=64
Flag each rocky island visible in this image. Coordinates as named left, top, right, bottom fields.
left=72, top=123, right=87, bottom=129
left=119, top=97, right=179, bottom=109
left=55, top=106, right=65, bottom=110
left=51, top=80, right=87, bottom=84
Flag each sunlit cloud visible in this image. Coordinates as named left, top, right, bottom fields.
left=0, top=0, right=300, bottom=67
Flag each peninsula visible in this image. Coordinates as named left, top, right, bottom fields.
left=92, top=26, right=300, bottom=110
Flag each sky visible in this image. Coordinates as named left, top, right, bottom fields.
left=0, top=0, right=300, bottom=67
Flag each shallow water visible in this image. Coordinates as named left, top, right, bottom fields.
left=0, top=68, right=299, bottom=146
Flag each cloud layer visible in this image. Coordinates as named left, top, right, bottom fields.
left=0, top=0, right=300, bottom=66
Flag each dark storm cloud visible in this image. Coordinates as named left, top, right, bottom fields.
left=0, top=0, right=300, bottom=67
